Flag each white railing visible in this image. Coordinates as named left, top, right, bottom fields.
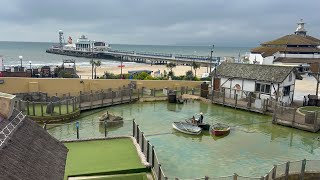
left=0, top=110, right=25, bottom=147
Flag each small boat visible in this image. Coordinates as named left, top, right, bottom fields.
left=211, top=123, right=230, bottom=136
left=172, top=122, right=202, bottom=135
left=185, top=119, right=210, bottom=130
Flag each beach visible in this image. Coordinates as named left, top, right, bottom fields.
left=77, top=64, right=211, bottom=79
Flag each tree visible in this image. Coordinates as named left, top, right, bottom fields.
left=192, top=62, right=200, bottom=77
left=166, top=63, right=176, bottom=77
left=185, top=70, right=194, bottom=80
left=90, top=59, right=95, bottom=79
left=94, top=60, right=101, bottom=79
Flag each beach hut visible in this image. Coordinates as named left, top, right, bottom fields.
left=213, top=63, right=302, bottom=105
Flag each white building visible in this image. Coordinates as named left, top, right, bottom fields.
left=249, top=19, right=320, bottom=70
left=213, top=63, right=301, bottom=105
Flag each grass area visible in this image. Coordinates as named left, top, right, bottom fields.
left=64, top=138, right=146, bottom=180
left=75, top=173, right=148, bottom=180
left=299, top=106, right=320, bottom=115
left=26, top=104, right=78, bottom=116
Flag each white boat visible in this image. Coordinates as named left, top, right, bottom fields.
left=172, top=122, right=202, bottom=135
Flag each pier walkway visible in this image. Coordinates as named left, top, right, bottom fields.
left=46, top=48, right=221, bottom=65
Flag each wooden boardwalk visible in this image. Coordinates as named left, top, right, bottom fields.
left=80, top=95, right=139, bottom=111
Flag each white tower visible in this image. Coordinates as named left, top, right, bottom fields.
left=59, top=30, right=65, bottom=49
left=295, top=19, right=307, bottom=36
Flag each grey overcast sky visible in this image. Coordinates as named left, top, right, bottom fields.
left=0, top=0, right=319, bottom=46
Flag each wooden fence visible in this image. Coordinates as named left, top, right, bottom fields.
left=273, top=104, right=320, bottom=132
left=133, top=120, right=168, bottom=180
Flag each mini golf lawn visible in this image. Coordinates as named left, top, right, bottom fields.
left=64, top=138, right=146, bottom=179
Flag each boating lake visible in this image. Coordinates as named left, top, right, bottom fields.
left=48, top=101, right=320, bottom=179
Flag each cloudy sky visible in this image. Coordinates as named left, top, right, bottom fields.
left=0, top=0, right=319, bottom=46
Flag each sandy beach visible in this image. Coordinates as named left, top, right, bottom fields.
left=77, top=64, right=210, bottom=79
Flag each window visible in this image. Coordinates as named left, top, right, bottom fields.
left=255, top=83, right=271, bottom=94
left=283, top=86, right=290, bottom=96
left=289, top=73, right=292, bottom=82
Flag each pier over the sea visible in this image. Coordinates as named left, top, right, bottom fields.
left=46, top=48, right=221, bottom=66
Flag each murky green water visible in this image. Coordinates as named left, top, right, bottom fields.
left=48, top=101, right=320, bottom=179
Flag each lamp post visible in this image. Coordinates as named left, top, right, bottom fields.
left=29, top=61, right=32, bottom=76
left=19, top=56, right=23, bottom=71
left=209, top=45, right=214, bottom=73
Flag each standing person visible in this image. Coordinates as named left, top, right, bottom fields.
left=199, top=112, right=204, bottom=124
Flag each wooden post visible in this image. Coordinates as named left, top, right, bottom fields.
left=41, top=103, right=44, bottom=117
left=233, top=173, right=238, bottom=180
left=32, top=102, right=36, bottom=116
left=90, top=92, right=93, bottom=108
left=235, top=94, right=238, bottom=108
left=141, top=132, right=144, bottom=152
left=121, top=90, right=123, bottom=103
left=273, top=103, right=277, bottom=123
left=192, top=88, right=195, bottom=95
left=137, top=125, right=140, bottom=144
left=138, top=89, right=140, bottom=99
left=132, top=119, right=135, bottom=137
left=101, top=90, right=104, bottom=106
left=146, top=141, right=150, bottom=162
left=223, top=89, right=226, bottom=105
left=104, top=120, right=107, bottom=137
left=248, top=93, right=252, bottom=108
left=151, top=146, right=155, bottom=167
left=285, top=161, right=290, bottom=180
left=186, top=86, right=188, bottom=94
left=272, top=165, right=277, bottom=180
left=158, top=164, right=161, bottom=180
left=292, top=108, right=296, bottom=127
left=130, top=89, right=132, bottom=102
left=59, top=101, right=62, bottom=115
left=50, top=101, right=53, bottom=116
left=79, top=91, right=82, bottom=108
left=72, top=98, right=75, bottom=112
left=300, top=159, right=306, bottom=180
left=111, top=91, right=114, bottom=105
left=153, top=88, right=156, bottom=97
left=141, top=87, right=144, bottom=97
left=66, top=99, right=69, bottom=114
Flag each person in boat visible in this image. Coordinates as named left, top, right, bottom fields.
left=198, top=112, right=204, bottom=124
left=191, top=116, right=196, bottom=124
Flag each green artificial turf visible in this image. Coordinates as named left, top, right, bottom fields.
left=80, top=173, right=148, bottom=180
left=64, top=138, right=145, bottom=179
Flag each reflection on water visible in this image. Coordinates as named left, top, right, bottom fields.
left=48, top=101, right=320, bottom=178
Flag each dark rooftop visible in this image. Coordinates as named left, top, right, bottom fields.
left=0, top=109, right=68, bottom=180
left=216, top=63, right=297, bottom=83
left=262, top=34, right=320, bottom=46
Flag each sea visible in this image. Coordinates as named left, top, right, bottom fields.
left=0, top=41, right=251, bottom=68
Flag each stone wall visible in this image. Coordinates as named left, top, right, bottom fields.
left=0, top=78, right=202, bottom=97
